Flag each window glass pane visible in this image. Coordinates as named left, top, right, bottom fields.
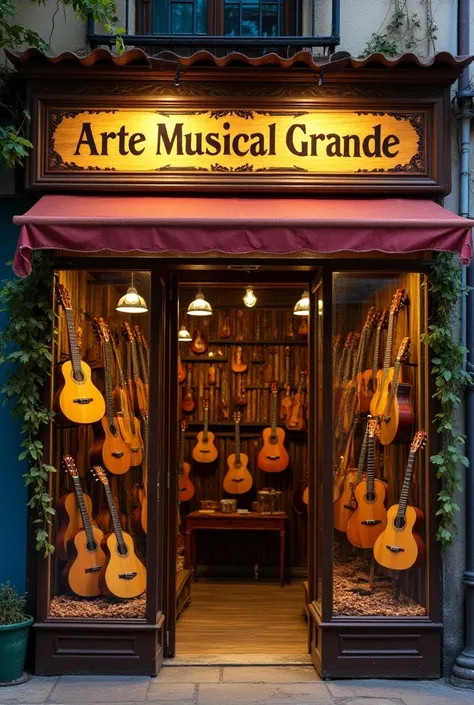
left=224, top=4, right=239, bottom=35
left=196, top=0, right=208, bottom=33
left=153, top=0, right=169, bottom=32
left=242, top=3, right=259, bottom=35
left=171, top=2, right=194, bottom=33
left=262, top=3, right=278, bottom=36
left=224, top=0, right=281, bottom=36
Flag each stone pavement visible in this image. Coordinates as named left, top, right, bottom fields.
left=1, top=667, right=474, bottom=705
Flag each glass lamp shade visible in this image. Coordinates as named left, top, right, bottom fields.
left=293, top=290, right=310, bottom=316
left=187, top=290, right=212, bottom=316
left=243, top=287, right=257, bottom=308
left=178, top=323, right=192, bottom=342
left=116, top=286, right=148, bottom=313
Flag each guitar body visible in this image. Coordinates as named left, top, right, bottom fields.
left=379, top=382, right=414, bottom=446
left=90, top=417, right=131, bottom=475
left=257, top=428, right=289, bottom=472
left=342, top=382, right=356, bottom=433
left=357, top=370, right=374, bottom=413
left=374, top=504, right=425, bottom=571
left=99, top=531, right=147, bottom=599
left=117, top=415, right=143, bottom=466
left=178, top=358, right=186, bottom=383
left=55, top=360, right=105, bottom=425
left=292, top=482, right=308, bottom=515
left=370, top=367, right=395, bottom=417
left=346, top=478, right=388, bottom=549
left=333, top=469, right=357, bottom=533
left=287, top=397, right=304, bottom=430
left=63, top=526, right=106, bottom=597
left=56, top=491, right=93, bottom=561
left=179, top=461, right=195, bottom=502
left=223, top=454, right=253, bottom=494
left=138, top=486, right=147, bottom=534
left=134, top=378, right=148, bottom=416
left=280, top=392, right=293, bottom=423
left=190, top=329, right=207, bottom=355
left=192, top=432, right=218, bottom=463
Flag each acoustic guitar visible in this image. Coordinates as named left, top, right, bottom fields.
left=192, top=399, right=218, bottom=463
left=191, top=328, right=207, bottom=355
left=346, top=417, right=387, bottom=549
left=333, top=424, right=368, bottom=533
left=287, top=370, right=306, bottom=431
left=359, top=309, right=388, bottom=413
left=54, top=284, right=105, bottom=425
left=298, top=317, right=308, bottom=338
left=292, top=459, right=309, bottom=515
left=62, top=456, right=105, bottom=597
left=56, top=484, right=95, bottom=562
left=257, top=382, right=290, bottom=473
left=236, top=379, right=248, bottom=407
left=90, top=319, right=131, bottom=475
left=236, top=310, right=244, bottom=341
left=370, top=288, right=406, bottom=417
left=223, top=411, right=253, bottom=494
left=178, top=419, right=195, bottom=501
left=182, top=364, right=196, bottom=414
left=122, top=322, right=148, bottom=417
left=178, top=355, right=186, bottom=384
left=137, top=416, right=148, bottom=534
left=280, top=346, right=293, bottom=422
left=374, top=431, right=426, bottom=570
left=92, top=466, right=147, bottom=599
left=134, top=325, right=149, bottom=400
left=379, top=337, right=414, bottom=446
left=219, top=364, right=230, bottom=420
left=232, top=346, right=247, bottom=373
left=219, top=313, right=231, bottom=339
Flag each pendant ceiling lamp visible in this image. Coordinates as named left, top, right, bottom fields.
left=178, top=321, right=192, bottom=342
left=243, top=287, right=257, bottom=308
left=116, top=273, right=148, bottom=313
left=187, top=290, right=213, bottom=316
left=293, top=289, right=310, bottom=316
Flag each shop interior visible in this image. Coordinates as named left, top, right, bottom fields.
left=48, top=264, right=429, bottom=661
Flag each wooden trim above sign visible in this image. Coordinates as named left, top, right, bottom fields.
left=27, top=82, right=448, bottom=193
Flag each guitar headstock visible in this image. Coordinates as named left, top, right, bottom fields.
left=62, top=455, right=78, bottom=478
left=410, top=431, right=427, bottom=453
left=203, top=398, right=209, bottom=411
left=270, top=381, right=279, bottom=394
left=344, top=332, right=353, bottom=349
left=97, top=317, right=110, bottom=344
left=233, top=410, right=242, bottom=424
left=91, top=317, right=102, bottom=345
left=390, top=288, right=406, bottom=315
left=367, top=416, right=380, bottom=437
left=55, top=283, right=72, bottom=311
left=364, top=307, right=378, bottom=330
left=350, top=332, right=360, bottom=349
left=180, top=418, right=189, bottom=433
left=122, top=321, right=134, bottom=342
left=396, top=336, right=411, bottom=362
left=378, top=309, right=389, bottom=330
left=91, top=465, right=109, bottom=486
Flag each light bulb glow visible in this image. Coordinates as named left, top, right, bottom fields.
left=243, top=287, right=257, bottom=308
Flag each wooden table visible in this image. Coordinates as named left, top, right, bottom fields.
left=185, top=511, right=288, bottom=587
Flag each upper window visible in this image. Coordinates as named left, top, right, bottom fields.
left=153, top=1, right=208, bottom=35
left=224, top=1, right=282, bottom=37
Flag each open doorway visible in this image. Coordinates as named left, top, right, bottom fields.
left=169, top=275, right=314, bottom=663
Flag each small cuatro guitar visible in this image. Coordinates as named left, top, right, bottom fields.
left=54, top=284, right=105, bottom=425
left=346, top=417, right=387, bottom=549
left=92, top=466, right=147, bottom=599
left=223, top=411, right=253, bottom=494
left=287, top=370, right=306, bottom=431
left=378, top=336, right=414, bottom=446
left=90, top=319, right=131, bottom=475
left=257, top=382, right=290, bottom=473
left=62, top=456, right=105, bottom=597
left=374, top=431, right=427, bottom=571
left=182, top=364, right=196, bottom=414
left=178, top=419, right=195, bottom=502
left=192, top=399, right=218, bottom=463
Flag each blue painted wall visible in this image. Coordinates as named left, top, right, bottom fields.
left=0, top=199, right=32, bottom=591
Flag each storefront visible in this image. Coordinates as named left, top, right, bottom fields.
left=8, top=48, right=474, bottom=679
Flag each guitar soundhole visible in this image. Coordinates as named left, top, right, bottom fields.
left=117, top=543, right=129, bottom=557
left=86, top=540, right=98, bottom=552
left=394, top=516, right=406, bottom=530
left=109, top=423, right=117, bottom=435
left=365, top=491, right=376, bottom=503
left=72, top=369, right=85, bottom=383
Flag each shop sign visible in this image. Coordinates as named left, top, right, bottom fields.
left=48, top=108, right=423, bottom=176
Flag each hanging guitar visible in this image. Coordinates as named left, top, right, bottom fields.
left=219, top=364, right=230, bottom=421
left=62, top=456, right=106, bottom=597
left=134, top=325, right=149, bottom=401
left=257, top=382, right=290, bottom=473
left=192, top=399, right=218, bottom=463
left=92, top=466, right=147, bottom=599
left=182, top=364, right=196, bottom=414
left=223, top=411, right=253, bottom=494
left=54, top=284, right=105, bottom=425
left=374, top=431, right=426, bottom=571
left=287, top=370, right=306, bottom=431
left=178, top=419, right=195, bottom=501
left=178, top=354, right=186, bottom=384
left=90, top=319, right=131, bottom=475
left=346, top=417, right=387, bottom=549
left=379, top=336, right=414, bottom=446
left=359, top=309, right=388, bottom=413
left=219, top=313, right=231, bottom=339
left=333, top=424, right=368, bottom=533
left=232, top=346, right=247, bottom=373
left=122, top=321, right=148, bottom=417
left=236, top=310, right=244, bottom=341
left=56, top=484, right=95, bottom=562
left=191, top=328, right=207, bottom=355
left=280, top=346, right=292, bottom=422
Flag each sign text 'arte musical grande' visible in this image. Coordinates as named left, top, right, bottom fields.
left=50, top=109, right=424, bottom=175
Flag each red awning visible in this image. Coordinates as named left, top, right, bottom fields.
left=13, top=195, right=473, bottom=276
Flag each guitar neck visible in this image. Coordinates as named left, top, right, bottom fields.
left=65, top=309, right=82, bottom=376
left=366, top=432, right=376, bottom=495
left=103, top=483, right=125, bottom=549
left=383, top=312, right=395, bottom=372
left=357, top=425, right=369, bottom=482
left=397, top=451, right=416, bottom=518
left=372, top=327, right=382, bottom=378
left=235, top=422, right=241, bottom=466
left=351, top=332, right=364, bottom=379
left=104, top=341, right=115, bottom=426
left=130, top=339, right=141, bottom=381
left=138, top=342, right=149, bottom=387
left=203, top=408, right=209, bottom=441
left=388, top=360, right=402, bottom=404
left=270, top=392, right=278, bottom=438
left=179, top=430, right=185, bottom=474
left=72, top=477, right=95, bottom=545
left=356, top=328, right=369, bottom=377
left=111, top=341, right=126, bottom=388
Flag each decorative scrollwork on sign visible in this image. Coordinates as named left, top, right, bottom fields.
left=256, top=165, right=308, bottom=172
left=155, top=165, right=208, bottom=172
left=48, top=108, right=118, bottom=171
left=210, top=110, right=254, bottom=120
left=210, top=163, right=254, bottom=172
left=354, top=111, right=425, bottom=174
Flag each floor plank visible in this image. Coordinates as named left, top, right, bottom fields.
left=176, top=579, right=308, bottom=655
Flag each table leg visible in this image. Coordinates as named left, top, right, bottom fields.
left=192, top=528, right=197, bottom=582
left=280, top=528, right=285, bottom=587
left=185, top=529, right=191, bottom=571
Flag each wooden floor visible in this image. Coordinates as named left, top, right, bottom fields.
left=176, top=579, right=308, bottom=655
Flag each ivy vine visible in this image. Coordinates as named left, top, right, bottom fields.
left=361, top=0, right=437, bottom=58
left=0, top=252, right=57, bottom=555
left=422, top=252, right=472, bottom=546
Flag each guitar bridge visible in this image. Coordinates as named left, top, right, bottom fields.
left=131, top=448, right=140, bottom=452
left=119, top=572, right=138, bottom=580
left=112, top=452, right=124, bottom=458
left=85, top=566, right=101, bottom=574
left=266, top=455, right=281, bottom=460
left=343, top=504, right=356, bottom=511
left=386, top=545, right=405, bottom=553
left=361, top=519, right=382, bottom=525
left=199, top=450, right=210, bottom=453
left=232, top=478, right=244, bottom=483
left=73, top=398, right=93, bottom=405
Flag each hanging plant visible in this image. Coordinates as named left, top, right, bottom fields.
left=0, top=251, right=57, bottom=555
left=422, top=252, right=472, bottom=546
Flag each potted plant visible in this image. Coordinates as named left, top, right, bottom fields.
left=0, top=582, right=33, bottom=684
